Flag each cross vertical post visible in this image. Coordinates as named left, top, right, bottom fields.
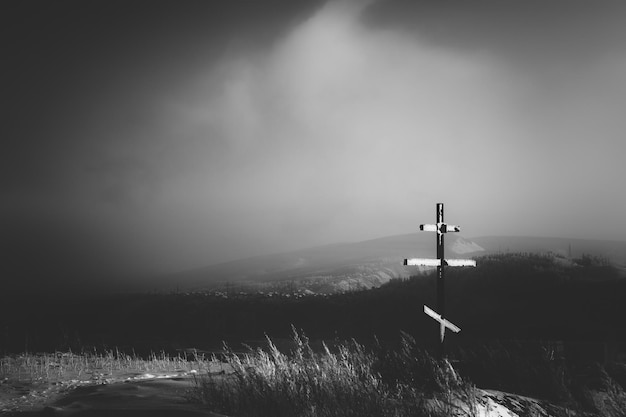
left=436, top=203, right=445, bottom=358
left=403, top=203, right=476, bottom=359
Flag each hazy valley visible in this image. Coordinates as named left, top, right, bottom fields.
left=158, top=233, right=626, bottom=295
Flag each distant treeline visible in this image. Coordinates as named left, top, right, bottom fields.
left=1, top=253, right=624, bottom=356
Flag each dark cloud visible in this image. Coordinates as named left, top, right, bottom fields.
left=363, top=0, right=626, bottom=62
left=1, top=0, right=323, bottom=192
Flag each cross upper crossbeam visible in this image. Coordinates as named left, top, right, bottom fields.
left=420, top=223, right=460, bottom=234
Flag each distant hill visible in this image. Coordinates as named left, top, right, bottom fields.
left=160, top=233, right=485, bottom=293
left=157, top=233, right=623, bottom=294
left=471, top=235, right=626, bottom=265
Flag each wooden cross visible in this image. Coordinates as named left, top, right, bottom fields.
left=403, top=203, right=476, bottom=357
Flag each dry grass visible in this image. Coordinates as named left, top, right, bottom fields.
left=4, top=335, right=624, bottom=417
left=190, top=329, right=479, bottom=417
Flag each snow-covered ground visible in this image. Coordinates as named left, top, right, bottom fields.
left=2, top=371, right=580, bottom=417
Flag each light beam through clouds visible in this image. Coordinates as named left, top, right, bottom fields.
left=142, top=0, right=526, bottom=266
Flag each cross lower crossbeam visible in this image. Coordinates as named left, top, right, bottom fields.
left=424, top=305, right=461, bottom=342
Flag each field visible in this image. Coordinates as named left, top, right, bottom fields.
left=0, top=349, right=221, bottom=413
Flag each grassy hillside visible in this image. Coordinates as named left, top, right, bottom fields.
left=1, top=252, right=624, bottom=356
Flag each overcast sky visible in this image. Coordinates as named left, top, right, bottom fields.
left=2, top=0, right=626, bottom=293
